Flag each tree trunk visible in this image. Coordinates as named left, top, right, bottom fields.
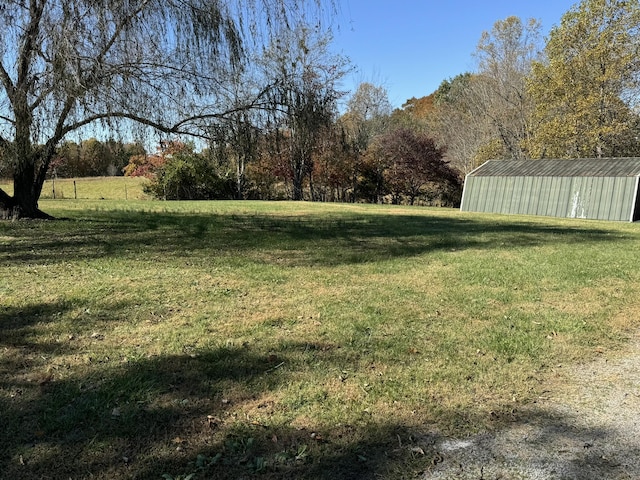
left=0, top=189, right=19, bottom=220
left=292, top=157, right=304, bottom=200
left=308, top=170, right=315, bottom=201
left=0, top=187, right=52, bottom=220
left=292, top=175, right=304, bottom=200
left=3, top=88, right=55, bottom=219
left=0, top=152, right=54, bottom=220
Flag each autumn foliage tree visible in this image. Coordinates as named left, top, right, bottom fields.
left=262, top=25, right=349, bottom=200
left=371, top=128, right=461, bottom=206
left=528, top=0, right=640, bottom=158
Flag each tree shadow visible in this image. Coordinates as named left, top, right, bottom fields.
left=2, top=209, right=637, bottom=478
left=1, top=301, right=74, bottom=333
left=0, top=209, right=629, bottom=268
left=2, top=328, right=639, bottom=479
left=0, top=342, right=284, bottom=479
left=420, top=406, right=640, bottom=479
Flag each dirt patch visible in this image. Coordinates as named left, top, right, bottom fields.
left=420, top=330, right=640, bottom=479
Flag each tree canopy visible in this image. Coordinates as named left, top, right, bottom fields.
left=0, top=0, right=331, bottom=218
left=528, top=0, right=640, bottom=158
left=405, top=0, right=640, bottom=170
left=5, top=0, right=640, bottom=216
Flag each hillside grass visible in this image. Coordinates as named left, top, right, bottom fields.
left=1, top=198, right=640, bottom=479
left=0, top=175, right=151, bottom=200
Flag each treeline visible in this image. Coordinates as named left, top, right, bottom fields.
left=2, top=0, right=636, bottom=216
left=121, top=123, right=461, bottom=206
left=0, top=21, right=462, bottom=208
left=50, top=139, right=146, bottom=178
left=0, top=84, right=462, bottom=207
left=400, top=1, right=640, bottom=175
left=51, top=0, right=640, bottom=207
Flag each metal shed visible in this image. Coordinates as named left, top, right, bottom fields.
left=460, top=158, right=640, bottom=222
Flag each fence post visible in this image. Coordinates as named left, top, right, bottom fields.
left=74, top=180, right=77, bottom=200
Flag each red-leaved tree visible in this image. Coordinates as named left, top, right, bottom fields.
left=376, top=128, right=462, bottom=205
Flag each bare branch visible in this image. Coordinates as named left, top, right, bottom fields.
left=0, top=114, right=16, bottom=125
left=0, top=61, right=15, bottom=104
left=17, top=0, right=45, bottom=92
left=0, top=0, right=338, bottom=216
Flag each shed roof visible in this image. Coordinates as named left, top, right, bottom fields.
left=468, top=158, right=640, bottom=178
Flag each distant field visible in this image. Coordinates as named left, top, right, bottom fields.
left=2, top=200, right=640, bottom=479
left=0, top=175, right=151, bottom=200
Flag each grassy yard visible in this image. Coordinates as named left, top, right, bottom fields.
left=0, top=176, right=151, bottom=201
left=1, top=198, right=639, bottom=479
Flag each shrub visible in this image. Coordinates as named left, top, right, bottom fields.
left=143, top=142, right=234, bottom=200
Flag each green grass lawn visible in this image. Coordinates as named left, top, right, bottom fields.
left=1, top=198, right=639, bottom=479
left=0, top=175, right=151, bottom=200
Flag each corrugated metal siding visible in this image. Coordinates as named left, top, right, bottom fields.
left=461, top=171, right=639, bottom=221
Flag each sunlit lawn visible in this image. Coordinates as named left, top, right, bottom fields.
left=0, top=175, right=150, bottom=201
left=1, top=198, right=639, bottom=479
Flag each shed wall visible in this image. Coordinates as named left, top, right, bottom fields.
left=461, top=175, right=638, bottom=221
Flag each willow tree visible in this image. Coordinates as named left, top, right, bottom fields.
left=528, top=0, right=640, bottom=158
left=0, top=0, right=330, bottom=218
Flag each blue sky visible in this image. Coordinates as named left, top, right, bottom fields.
left=334, top=0, right=579, bottom=108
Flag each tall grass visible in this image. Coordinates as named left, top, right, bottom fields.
left=1, top=199, right=639, bottom=479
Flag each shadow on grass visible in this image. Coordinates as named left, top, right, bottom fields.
left=0, top=209, right=630, bottom=267
left=2, top=331, right=639, bottom=479
left=0, top=339, right=413, bottom=479
left=0, top=301, right=74, bottom=333
left=2, top=209, right=637, bottom=478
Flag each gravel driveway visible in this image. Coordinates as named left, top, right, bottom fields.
left=420, top=331, right=640, bottom=480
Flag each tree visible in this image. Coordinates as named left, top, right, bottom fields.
left=262, top=25, right=349, bottom=200
left=473, top=16, right=543, bottom=160
left=395, top=95, right=435, bottom=122
left=373, top=128, right=461, bottom=206
left=340, top=82, right=392, bottom=200
left=143, top=141, right=233, bottom=200
left=123, top=148, right=165, bottom=179
left=344, top=82, right=392, bottom=147
left=528, top=0, right=640, bottom=158
left=426, top=18, right=542, bottom=173
left=429, top=73, right=493, bottom=174
left=309, top=124, right=354, bottom=202
left=208, top=112, right=261, bottom=199
left=0, top=0, right=332, bottom=218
